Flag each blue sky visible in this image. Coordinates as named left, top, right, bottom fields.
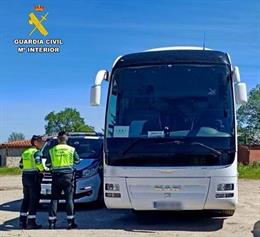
left=0, top=0, right=259, bottom=142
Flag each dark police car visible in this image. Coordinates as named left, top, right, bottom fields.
left=40, top=132, right=103, bottom=204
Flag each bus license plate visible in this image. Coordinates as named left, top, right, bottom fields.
left=154, top=201, right=182, bottom=210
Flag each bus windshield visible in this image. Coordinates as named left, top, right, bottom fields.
left=105, top=64, right=235, bottom=166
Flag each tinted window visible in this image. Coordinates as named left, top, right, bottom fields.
left=42, top=138, right=103, bottom=159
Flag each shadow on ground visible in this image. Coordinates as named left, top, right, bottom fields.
left=0, top=199, right=225, bottom=233
left=0, top=199, right=22, bottom=212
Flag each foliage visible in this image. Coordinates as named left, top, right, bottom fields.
left=237, top=85, right=260, bottom=145
left=8, top=132, right=25, bottom=142
left=238, top=163, right=260, bottom=179
left=0, top=167, right=21, bottom=175
left=45, top=108, right=94, bottom=135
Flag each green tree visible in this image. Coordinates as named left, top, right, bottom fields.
left=237, top=85, right=260, bottom=144
left=8, top=132, right=25, bottom=142
left=45, top=108, right=94, bottom=135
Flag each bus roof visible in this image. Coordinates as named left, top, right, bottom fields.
left=112, top=48, right=230, bottom=70
left=146, top=46, right=212, bottom=51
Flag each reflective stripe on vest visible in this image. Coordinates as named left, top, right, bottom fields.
left=49, top=144, right=75, bottom=169
left=22, top=147, right=38, bottom=171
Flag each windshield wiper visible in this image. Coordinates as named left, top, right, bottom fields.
left=157, top=139, right=222, bottom=157
left=119, top=138, right=223, bottom=158
left=119, top=138, right=145, bottom=156
left=120, top=137, right=180, bottom=156
left=190, top=142, right=222, bottom=157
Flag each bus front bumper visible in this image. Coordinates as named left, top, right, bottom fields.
left=104, top=176, right=237, bottom=211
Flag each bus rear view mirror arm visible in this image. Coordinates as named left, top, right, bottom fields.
left=90, top=70, right=109, bottom=106
left=232, top=66, right=240, bottom=83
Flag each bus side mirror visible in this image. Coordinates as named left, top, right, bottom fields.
left=232, top=66, right=247, bottom=105
left=235, top=82, right=247, bottom=105
left=90, top=85, right=101, bottom=106
left=90, top=70, right=109, bottom=106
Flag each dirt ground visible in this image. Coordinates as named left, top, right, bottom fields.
left=0, top=175, right=259, bottom=237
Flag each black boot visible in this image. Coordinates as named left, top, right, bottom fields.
left=67, top=219, right=78, bottom=229
left=48, top=221, right=56, bottom=229
left=27, top=218, right=42, bottom=229
left=19, top=215, right=27, bottom=229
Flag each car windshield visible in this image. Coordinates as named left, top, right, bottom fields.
left=42, top=138, right=103, bottom=159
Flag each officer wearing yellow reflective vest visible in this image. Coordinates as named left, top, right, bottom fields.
left=46, top=131, right=80, bottom=229
left=19, top=135, right=44, bottom=229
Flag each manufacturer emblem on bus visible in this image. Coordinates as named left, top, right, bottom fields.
left=160, top=170, right=175, bottom=174
left=154, top=185, right=181, bottom=191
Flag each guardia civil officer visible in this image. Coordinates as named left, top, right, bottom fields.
left=19, top=135, right=44, bottom=229
left=46, top=131, right=80, bottom=229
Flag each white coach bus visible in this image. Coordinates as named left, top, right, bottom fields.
left=90, top=46, right=247, bottom=216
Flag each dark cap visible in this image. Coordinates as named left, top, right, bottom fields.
left=58, top=131, right=68, bottom=137
left=57, top=131, right=68, bottom=143
left=31, top=135, right=43, bottom=146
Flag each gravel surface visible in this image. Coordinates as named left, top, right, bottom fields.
left=0, top=175, right=259, bottom=237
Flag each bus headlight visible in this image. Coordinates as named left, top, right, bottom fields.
left=105, top=183, right=120, bottom=191
left=217, top=183, right=234, bottom=191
